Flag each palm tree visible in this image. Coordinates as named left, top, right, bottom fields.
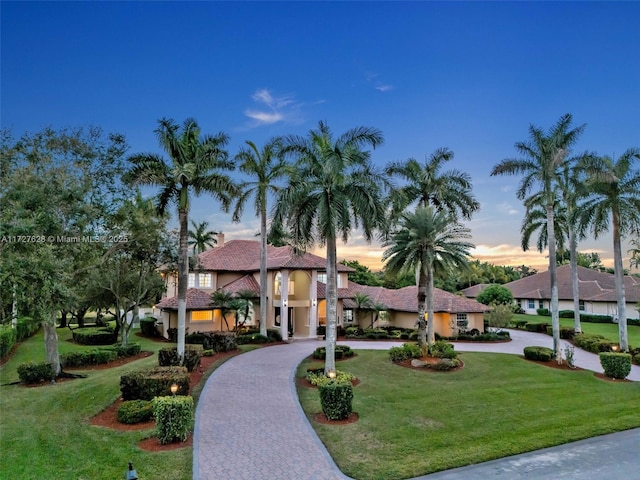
left=577, top=148, right=640, bottom=352
left=273, top=121, right=388, bottom=374
left=188, top=220, right=217, bottom=256
left=352, top=292, right=372, bottom=325
left=385, top=147, right=480, bottom=221
left=629, top=237, right=640, bottom=269
left=383, top=206, right=473, bottom=355
left=210, top=289, right=235, bottom=331
left=125, top=117, right=237, bottom=361
left=233, top=139, right=288, bottom=337
left=491, top=113, right=585, bottom=363
left=234, top=289, right=258, bottom=331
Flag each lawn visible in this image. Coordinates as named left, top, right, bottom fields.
left=297, top=350, right=640, bottom=480
left=513, top=313, right=640, bottom=347
left=0, top=327, right=253, bottom=480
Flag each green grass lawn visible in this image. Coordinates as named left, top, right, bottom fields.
left=0, top=327, right=251, bottom=480
left=297, top=350, right=640, bottom=480
left=513, top=313, right=640, bottom=347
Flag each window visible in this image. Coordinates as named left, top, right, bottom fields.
left=274, top=273, right=294, bottom=295
left=199, top=274, right=212, bottom=288
left=343, top=309, right=354, bottom=324
left=191, top=310, right=213, bottom=321
left=456, top=313, right=468, bottom=328
left=539, top=300, right=544, bottom=309
left=188, top=273, right=196, bottom=288
left=317, top=273, right=342, bottom=287
left=579, top=300, right=585, bottom=311
left=528, top=299, right=535, bottom=309
left=378, top=311, right=390, bottom=326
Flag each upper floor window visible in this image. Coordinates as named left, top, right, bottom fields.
left=317, top=273, right=343, bottom=288
left=188, top=273, right=212, bottom=288
left=188, top=273, right=195, bottom=288
left=274, top=272, right=294, bottom=295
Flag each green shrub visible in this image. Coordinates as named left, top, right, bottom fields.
left=202, top=349, right=215, bottom=356
left=60, top=349, right=118, bottom=368
left=120, top=366, right=190, bottom=401
left=580, top=313, right=613, bottom=323
left=633, top=353, right=640, bottom=366
left=524, top=323, right=548, bottom=333
left=236, top=334, right=270, bottom=345
left=430, top=340, right=457, bottom=359
left=266, top=329, right=282, bottom=342
left=139, top=317, right=157, bottom=336
left=202, top=332, right=237, bottom=352
left=388, top=343, right=421, bottom=362
left=514, top=320, right=528, bottom=328
left=110, top=343, right=142, bottom=357
left=476, top=284, right=514, bottom=305
left=523, top=346, right=554, bottom=362
left=545, top=326, right=576, bottom=340
left=16, top=316, right=41, bottom=342
left=17, top=362, right=55, bottom=384
left=306, top=369, right=355, bottom=387
left=599, top=353, right=632, bottom=379
left=117, top=400, right=154, bottom=424
left=316, top=325, right=326, bottom=336
left=158, top=345, right=203, bottom=372
left=345, top=326, right=361, bottom=336
left=153, top=396, right=194, bottom=444
left=185, top=332, right=206, bottom=345
left=430, top=358, right=460, bottom=371
left=536, top=308, right=550, bottom=316
left=319, top=382, right=353, bottom=421
left=312, top=345, right=354, bottom=360
left=485, top=304, right=513, bottom=328
left=71, top=327, right=117, bottom=345
left=574, top=333, right=615, bottom=354
left=0, top=326, right=17, bottom=358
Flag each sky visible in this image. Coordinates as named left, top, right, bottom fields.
left=2, top=1, right=639, bottom=273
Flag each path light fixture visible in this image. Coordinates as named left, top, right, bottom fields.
left=126, top=461, right=138, bottom=480
left=611, top=345, right=620, bottom=352
left=327, top=370, right=336, bottom=380
left=170, top=383, right=179, bottom=396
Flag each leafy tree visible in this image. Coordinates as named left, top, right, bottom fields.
left=339, top=259, right=383, bottom=286
left=476, top=284, right=514, bottom=306
left=125, top=118, right=237, bottom=362
left=233, top=139, right=288, bottom=336
left=386, top=147, right=480, bottom=221
left=188, top=220, right=217, bottom=256
left=578, top=148, right=640, bottom=351
left=382, top=206, right=473, bottom=355
left=273, top=121, right=388, bottom=374
left=491, top=113, right=585, bottom=363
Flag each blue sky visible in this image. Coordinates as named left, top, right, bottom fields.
left=2, top=1, right=639, bottom=271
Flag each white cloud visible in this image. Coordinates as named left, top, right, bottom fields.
left=375, top=84, right=394, bottom=92
left=497, top=202, right=519, bottom=215
left=244, top=110, right=283, bottom=125
left=243, top=88, right=314, bottom=128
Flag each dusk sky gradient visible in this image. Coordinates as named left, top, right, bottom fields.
left=2, top=1, right=639, bottom=272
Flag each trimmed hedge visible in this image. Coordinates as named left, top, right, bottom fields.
left=599, top=353, right=632, bottom=379
left=451, top=331, right=510, bottom=342
left=16, top=316, right=41, bottom=342
left=236, top=334, right=270, bottom=345
left=389, top=343, right=421, bottom=362
left=524, top=323, right=549, bottom=333
left=60, top=349, right=118, bottom=368
left=545, top=326, right=576, bottom=340
left=139, top=317, right=158, bottom=336
left=110, top=343, right=142, bottom=357
left=120, top=366, right=190, bottom=401
left=158, top=345, right=203, bottom=372
left=202, top=332, right=237, bottom=352
left=117, top=400, right=154, bottom=424
left=523, top=346, right=554, bottom=362
left=633, top=353, right=640, bottom=366
left=153, top=396, right=194, bottom=444
left=306, top=369, right=356, bottom=387
left=71, top=327, right=117, bottom=345
left=312, top=345, right=354, bottom=360
left=573, top=333, right=616, bottom=354
left=17, top=362, right=55, bottom=384
left=319, top=382, right=353, bottom=421
left=0, top=326, right=17, bottom=358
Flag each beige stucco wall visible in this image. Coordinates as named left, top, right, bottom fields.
left=517, top=298, right=640, bottom=319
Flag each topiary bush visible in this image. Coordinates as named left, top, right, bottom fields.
left=117, top=400, right=154, bottom=424
left=319, top=382, right=353, bottom=420
left=599, top=353, right=632, bottom=379
left=523, top=346, right=554, bottom=362
left=71, top=327, right=117, bottom=345
left=153, top=395, right=194, bottom=444
left=0, top=326, right=17, bottom=358
left=202, top=332, right=237, bottom=352
left=110, top=343, right=142, bottom=357
left=158, top=345, right=203, bottom=372
left=17, top=361, right=55, bottom=384
left=60, top=348, right=118, bottom=368
left=139, top=317, right=158, bottom=336
left=120, top=366, right=190, bottom=401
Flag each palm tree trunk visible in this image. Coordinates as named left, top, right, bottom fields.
left=324, top=235, right=338, bottom=375
left=426, top=264, right=436, bottom=349
left=547, top=204, right=562, bottom=364
left=568, top=226, right=582, bottom=333
left=416, top=267, right=428, bottom=356
left=259, top=205, right=268, bottom=337
left=177, top=205, right=188, bottom=363
left=612, top=210, right=628, bottom=351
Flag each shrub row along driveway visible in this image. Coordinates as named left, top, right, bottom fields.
left=194, top=330, right=639, bottom=480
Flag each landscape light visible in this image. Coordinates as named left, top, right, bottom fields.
left=170, top=383, right=179, bottom=395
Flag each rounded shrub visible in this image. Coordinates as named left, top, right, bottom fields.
left=118, top=400, right=154, bottom=424
left=599, top=352, right=632, bottom=379
left=0, top=326, right=17, bottom=359
left=153, top=396, right=194, bottom=444
left=523, top=346, right=554, bottom=362
left=17, top=362, right=55, bottom=384
left=139, top=317, right=158, bottom=336
left=72, top=327, right=117, bottom=345
left=319, top=382, right=353, bottom=420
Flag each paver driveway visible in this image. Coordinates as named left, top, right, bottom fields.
left=193, top=330, right=640, bottom=480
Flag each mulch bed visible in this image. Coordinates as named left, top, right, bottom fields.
left=593, top=372, right=633, bottom=383
left=314, top=412, right=359, bottom=425
left=521, top=356, right=584, bottom=372
left=395, top=356, right=465, bottom=372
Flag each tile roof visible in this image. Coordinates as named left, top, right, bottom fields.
left=220, top=275, right=260, bottom=297
left=197, top=240, right=354, bottom=273
left=459, top=284, right=493, bottom=298
left=503, top=264, right=640, bottom=302
left=345, top=282, right=488, bottom=314
left=156, top=289, right=212, bottom=310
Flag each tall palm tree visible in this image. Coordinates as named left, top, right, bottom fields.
left=629, top=237, right=640, bottom=269
left=125, top=117, right=237, bottom=361
left=352, top=292, right=372, bottom=325
left=272, top=121, right=388, bottom=374
left=188, top=220, right=217, bottom=256
left=383, top=206, right=473, bottom=355
left=385, top=147, right=480, bottom=221
left=491, top=113, right=585, bottom=363
left=233, top=139, right=288, bottom=337
left=577, top=148, right=640, bottom=352
left=210, top=289, right=235, bottom=331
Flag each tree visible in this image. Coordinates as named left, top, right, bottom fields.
left=476, top=284, right=514, bottom=306
left=233, top=139, right=287, bottom=337
left=628, top=237, right=640, bottom=270
left=210, top=289, right=235, bottom=331
left=273, top=121, right=388, bottom=374
left=339, top=259, right=383, bottom=286
left=234, top=289, right=258, bottom=331
left=577, top=148, right=640, bottom=352
left=491, top=113, right=585, bottom=363
left=382, top=206, right=473, bottom=355
left=385, top=147, right=480, bottom=221
left=188, top=220, right=217, bottom=256
left=352, top=292, right=372, bottom=325
left=125, top=118, right=237, bottom=362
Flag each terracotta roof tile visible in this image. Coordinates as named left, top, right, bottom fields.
left=219, top=275, right=260, bottom=297
left=156, top=289, right=212, bottom=310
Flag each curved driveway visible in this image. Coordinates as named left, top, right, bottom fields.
left=193, top=330, right=640, bottom=480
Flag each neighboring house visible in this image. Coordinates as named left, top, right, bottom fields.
left=156, top=236, right=356, bottom=341
left=344, top=283, right=488, bottom=337
left=498, top=264, right=640, bottom=319
left=459, top=283, right=493, bottom=299
left=156, top=236, right=490, bottom=339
